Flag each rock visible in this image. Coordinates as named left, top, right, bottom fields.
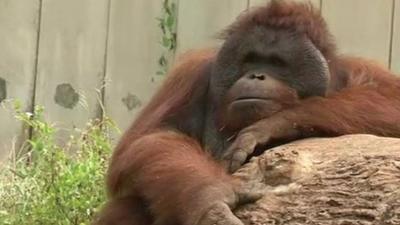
left=234, top=134, right=400, bottom=225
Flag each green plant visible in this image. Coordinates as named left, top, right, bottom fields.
left=0, top=102, right=117, bottom=225
left=156, top=0, right=178, bottom=77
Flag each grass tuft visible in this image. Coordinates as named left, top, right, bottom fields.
left=0, top=102, right=117, bottom=225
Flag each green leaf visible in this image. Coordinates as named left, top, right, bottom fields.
left=166, top=15, right=175, bottom=28
left=162, top=37, right=172, bottom=48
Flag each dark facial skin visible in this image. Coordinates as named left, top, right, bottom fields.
left=223, top=71, right=298, bottom=130
left=204, top=25, right=330, bottom=158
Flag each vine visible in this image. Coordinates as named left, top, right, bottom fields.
left=156, top=0, right=178, bottom=77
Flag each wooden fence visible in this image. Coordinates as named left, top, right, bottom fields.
left=0, top=0, right=399, bottom=161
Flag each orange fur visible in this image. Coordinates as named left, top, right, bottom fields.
left=95, top=1, right=400, bottom=225
left=283, top=57, right=400, bottom=136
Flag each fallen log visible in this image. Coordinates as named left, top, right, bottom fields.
left=234, top=134, right=400, bottom=225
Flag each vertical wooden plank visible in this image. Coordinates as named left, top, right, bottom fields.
left=322, top=0, right=393, bottom=66
left=0, top=0, right=40, bottom=162
left=104, top=0, right=164, bottom=133
left=176, top=0, right=248, bottom=54
left=249, top=0, right=269, bottom=7
left=391, top=1, right=400, bottom=74
left=35, top=0, right=110, bottom=141
left=250, top=0, right=320, bottom=8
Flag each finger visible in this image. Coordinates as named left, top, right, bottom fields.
left=230, top=147, right=257, bottom=173
left=221, top=149, right=238, bottom=171
left=230, top=151, right=248, bottom=171
left=237, top=190, right=265, bottom=204
left=230, top=150, right=252, bottom=173
left=228, top=134, right=257, bottom=172
left=236, top=182, right=268, bottom=204
left=197, top=202, right=244, bottom=225
left=226, top=133, right=256, bottom=156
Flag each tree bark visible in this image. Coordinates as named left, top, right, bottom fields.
left=233, top=134, right=400, bottom=225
